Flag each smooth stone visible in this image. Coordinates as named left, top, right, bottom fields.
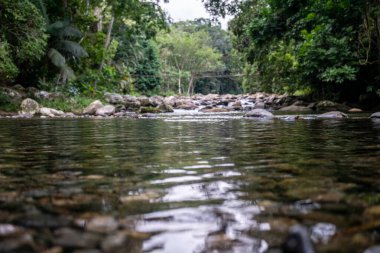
left=53, top=228, right=100, bottom=248
left=282, top=225, right=315, bottom=253
left=83, top=100, right=103, bottom=115
left=0, top=233, right=34, bottom=252
left=244, top=109, right=274, bottom=118
left=39, top=107, right=64, bottom=117
left=95, top=105, right=116, bottom=116
left=317, top=111, right=348, bottom=118
left=349, top=108, right=363, bottom=112
left=279, top=105, right=312, bottom=112
left=370, top=112, right=380, bottom=118
left=20, top=98, right=39, bottom=115
left=86, top=216, right=118, bottom=233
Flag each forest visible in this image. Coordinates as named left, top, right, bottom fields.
left=0, top=0, right=380, bottom=108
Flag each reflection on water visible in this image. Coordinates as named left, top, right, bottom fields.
left=0, top=115, right=380, bottom=253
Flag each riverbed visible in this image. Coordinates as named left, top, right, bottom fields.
left=0, top=112, right=380, bottom=253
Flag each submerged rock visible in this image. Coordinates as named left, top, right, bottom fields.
left=244, top=109, right=274, bottom=118
left=317, top=111, right=348, bottom=119
left=83, top=100, right=103, bottom=115
left=20, top=98, right=39, bottom=115
left=279, top=105, right=312, bottom=112
left=282, top=225, right=315, bottom=253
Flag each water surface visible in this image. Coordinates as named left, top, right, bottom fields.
left=0, top=114, right=380, bottom=253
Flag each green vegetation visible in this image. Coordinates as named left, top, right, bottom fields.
left=0, top=0, right=379, bottom=109
left=208, top=0, right=380, bottom=102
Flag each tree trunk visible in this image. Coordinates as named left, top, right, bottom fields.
left=187, top=72, right=195, bottom=96
left=99, top=14, right=115, bottom=72
left=178, top=72, right=182, bottom=94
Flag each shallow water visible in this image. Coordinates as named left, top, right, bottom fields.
left=0, top=114, right=380, bottom=253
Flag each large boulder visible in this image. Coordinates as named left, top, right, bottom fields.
left=39, top=107, right=64, bottom=117
left=137, top=96, right=151, bottom=107
left=20, top=98, right=40, bottom=115
left=149, top=96, right=164, bottom=107
left=317, top=111, right=348, bottom=119
left=200, top=107, right=230, bottom=113
left=158, top=101, right=174, bottom=113
left=104, top=93, right=124, bottom=105
left=123, top=95, right=141, bottom=110
left=279, top=105, right=312, bottom=112
left=83, top=100, right=104, bottom=115
left=370, top=112, right=380, bottom=119
left=244, top=109, right=274, bottom=118
left=96, top=105, right=116, bottom=116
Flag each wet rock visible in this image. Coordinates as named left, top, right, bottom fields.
left=0, top=224, right=25, bottom=237
left=86, top=216, right=118, bottom=233
left=310, top=223, right=336, bottom=244
left=370, top=112, right=380, bottom=118
left=0, top=233, right=34, bottom=252
left=315, top=100, right=350, bottom=112
left=349, top=108, right=363, bottom=112
left=39, top=107, right=65, bottom=117
left=17, top=214, right=71, bottom=228
left=279, top=105, right=312, bottom=112
left=282, top=225, right=315, bottom=253
left=244, top=109, right=274, bottom=118
left=104, top=93, right=124, bottom=105
left=317, top=111, right=348, bottom=119
left=20, top=98, right=39, bottom=115
left=83, top=100, right=103, bottom=115
left=1, top=87, right=23, bottom=102
left=95, top=105, right=115, bottom=116
left=364, top=246, right=380, bottom=253
left=101, top=231, right=130, bottom=252
left=254, top=102, right=266, bottom=109
left=54, top=228, right=100, bottom=248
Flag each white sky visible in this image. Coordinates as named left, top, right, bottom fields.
left=159, top=0, right=232, bottom=29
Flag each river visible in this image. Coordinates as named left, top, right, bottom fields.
left=0, top=113, right=380, bottom=253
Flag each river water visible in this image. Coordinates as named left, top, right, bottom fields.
left=0, top=113, right=380, bottom=253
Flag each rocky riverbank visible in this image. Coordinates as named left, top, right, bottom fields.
left=1, top=86, right=380, bottom=119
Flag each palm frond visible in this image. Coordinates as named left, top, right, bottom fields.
left=47, top=48, right=66, bottom=67
left=59, top=26, right=82, bottom=39
left=47, top=21, right=68, bottom=34
left=55, top=40, right=89, bottom=58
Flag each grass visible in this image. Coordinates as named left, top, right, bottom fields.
left=37, top=96, right=96, bottom=114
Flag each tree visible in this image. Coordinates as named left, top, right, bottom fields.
left=0, top=0, right=48, bottom=84
left=157, top=25, right=225, bottom=94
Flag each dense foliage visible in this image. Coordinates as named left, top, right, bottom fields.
left=223, top=0, right=380, bottom=102
left=1, top=0, right=379, bottom=104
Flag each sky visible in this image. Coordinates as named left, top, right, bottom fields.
left=159, top=0, right=232, bottom=29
